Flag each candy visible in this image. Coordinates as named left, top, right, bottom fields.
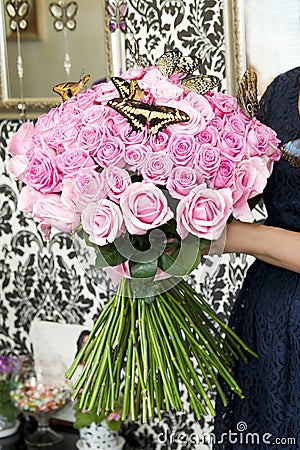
left=11, top=382, right=70, bottom=413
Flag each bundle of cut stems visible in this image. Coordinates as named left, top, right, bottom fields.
left=66, top=278, right=256, bottom=422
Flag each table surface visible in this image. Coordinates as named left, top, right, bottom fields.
left=0, top=418, right=140, bottom=450
left=0, top=427, right=79, bottom=450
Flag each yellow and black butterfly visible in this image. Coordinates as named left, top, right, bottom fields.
left=53, top=74, right=90, bottom=102
left=111, top=77, right=144, bottom=101
left=182, top=74, right=220, bottom=95
left=157, top=50, right=200, bottom=77
left=237, top=69, right=258, bottom=118
left=108, top=77, right=190, bottom=138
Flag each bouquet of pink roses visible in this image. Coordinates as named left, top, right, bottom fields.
left=9, top=61, right=280, bottom=422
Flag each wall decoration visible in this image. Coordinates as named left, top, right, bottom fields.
left=5, top=0, right=42, bottom=41
left=49, top=1, right=79, bottom=75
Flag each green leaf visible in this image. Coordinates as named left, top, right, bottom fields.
left=158, top=235, right=206, bottom=276
left=105, top=418, right=121, bottom=431
left=95, top=243, right=127, bottom=268
left=73, top=402, right=105, bottom=429
left=129, top=259, right=158, bottom=279
left=160, top=218, right=179, bottom=237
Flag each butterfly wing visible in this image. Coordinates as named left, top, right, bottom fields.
left=148, top=104, right=190, bottom=136
left=129, top=80, right=144, bottom=100
left=237, top=69, right=258, bottom=118
left=175, top=55, right=201, bottom=75
left=157, top=50, right=182, bottom=77
left=108, top=91, right=190, bottom=137
left=108, top=98, right=149, bottom=133
left=111, top=77, right=131, bottom=99
left=182, top=74, right=220, bottom=95
left=111, top=77, right=144, bottom=100
left=53, top=74, right=90, bottom=101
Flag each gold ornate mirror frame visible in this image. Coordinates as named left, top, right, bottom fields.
left=0, top=0, right=125, bottom=118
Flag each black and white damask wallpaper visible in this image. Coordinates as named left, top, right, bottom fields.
left=0, top=1, right=264, bottom=448
left=124, top=0, right=226, bottom=83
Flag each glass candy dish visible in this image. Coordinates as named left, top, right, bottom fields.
left=11, top=355, right=71, bottom=447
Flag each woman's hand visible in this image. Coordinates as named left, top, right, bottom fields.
left=203, top=219, right=300, bottom=274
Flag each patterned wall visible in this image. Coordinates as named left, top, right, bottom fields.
left=124, top=0, right=225, bottom=80
left=0, top=0, right=265, bottom=449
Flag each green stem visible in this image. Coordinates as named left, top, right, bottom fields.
left=66, top=297, right=115, bottom=379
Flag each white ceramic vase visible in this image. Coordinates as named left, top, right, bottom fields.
left=79, top=421, right=124, bottom=450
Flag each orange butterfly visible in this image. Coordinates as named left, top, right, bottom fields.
left=53, top=74, right=90, bottom=101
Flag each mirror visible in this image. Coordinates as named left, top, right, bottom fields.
left=224, top=0, right=300, bottom=97
left=0, top=0, right=125, bottom=118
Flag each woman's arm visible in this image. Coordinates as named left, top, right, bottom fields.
left=219, top=219, right=300, bottom=273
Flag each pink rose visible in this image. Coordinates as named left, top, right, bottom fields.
left=122, top=66, right=147, bottom=80
left=186, top=92, right=214, bottom=123
left=95, top=80, right=118, bottom=103
left=17, top=186, right=45, bottom=212
left=207, top=92, right=239, bottom=116
left=103, top=166, right=131, bottom=203
left=167, top=99, right=205, bottom=135
left=167, top=134, right=199, bottom=167
left=73, top=167, right=106, bottom=211
left=193, top=144, right=221, bottom=179
left=140, top=68, right=164, bottom=86
left=9, top=122, right=35, bottom=156
left=232, top=156, right=270, bottom=219
left=76, top=87, right=97, bottom=110
left=35, top=108, right=61, bottom=134
left=25, top=149, right=61, bottom=193
left=124, top=144, right=149, bottom=173
left=33, top=194, right=81, bottom=234
left=218, top=130, right=245, bottom=161
left=105, top=113, right=134, bottom=142
left=81, top=200, right=124, bottom=246
left=197, top=125, right=218, bottom=146
left=212, top=158, right=235, bottom=189
left=9, top=155, right=27, bottom=181
left=61, top=177, right=79, bottom=210
left=225, top=113, right=248, bottom=136
left=45, top=122, right=80, bottom=153
left=148, top=130, right=170, bottom=152
left=78, top=124, right=104, bottom=155
left=168, top=72, right=187, bottom=84
left=207, top=116, right=225, bottom=132
left=176, top=183, right=233, bottom=240
left=82, top=104, right=108, bottom=124
left=246, top=119, right=281, bottom=159
left=120, top=182, right=173, bottom=235
left=167, top=166, right=204, bottom=199
left=141, top=152, right=173, bottom=185
left=56, top=148, right=95, bottom=175
left=94, top=135, right=125, bottom=168
left=246, top=122, right=270, bottom=157
left=58, top=97, right=84, bottom=123
left=150, top=79, right=184, bottom=102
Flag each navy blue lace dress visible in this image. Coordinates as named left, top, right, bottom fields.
left=213, top=67, right=300, bottom=449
